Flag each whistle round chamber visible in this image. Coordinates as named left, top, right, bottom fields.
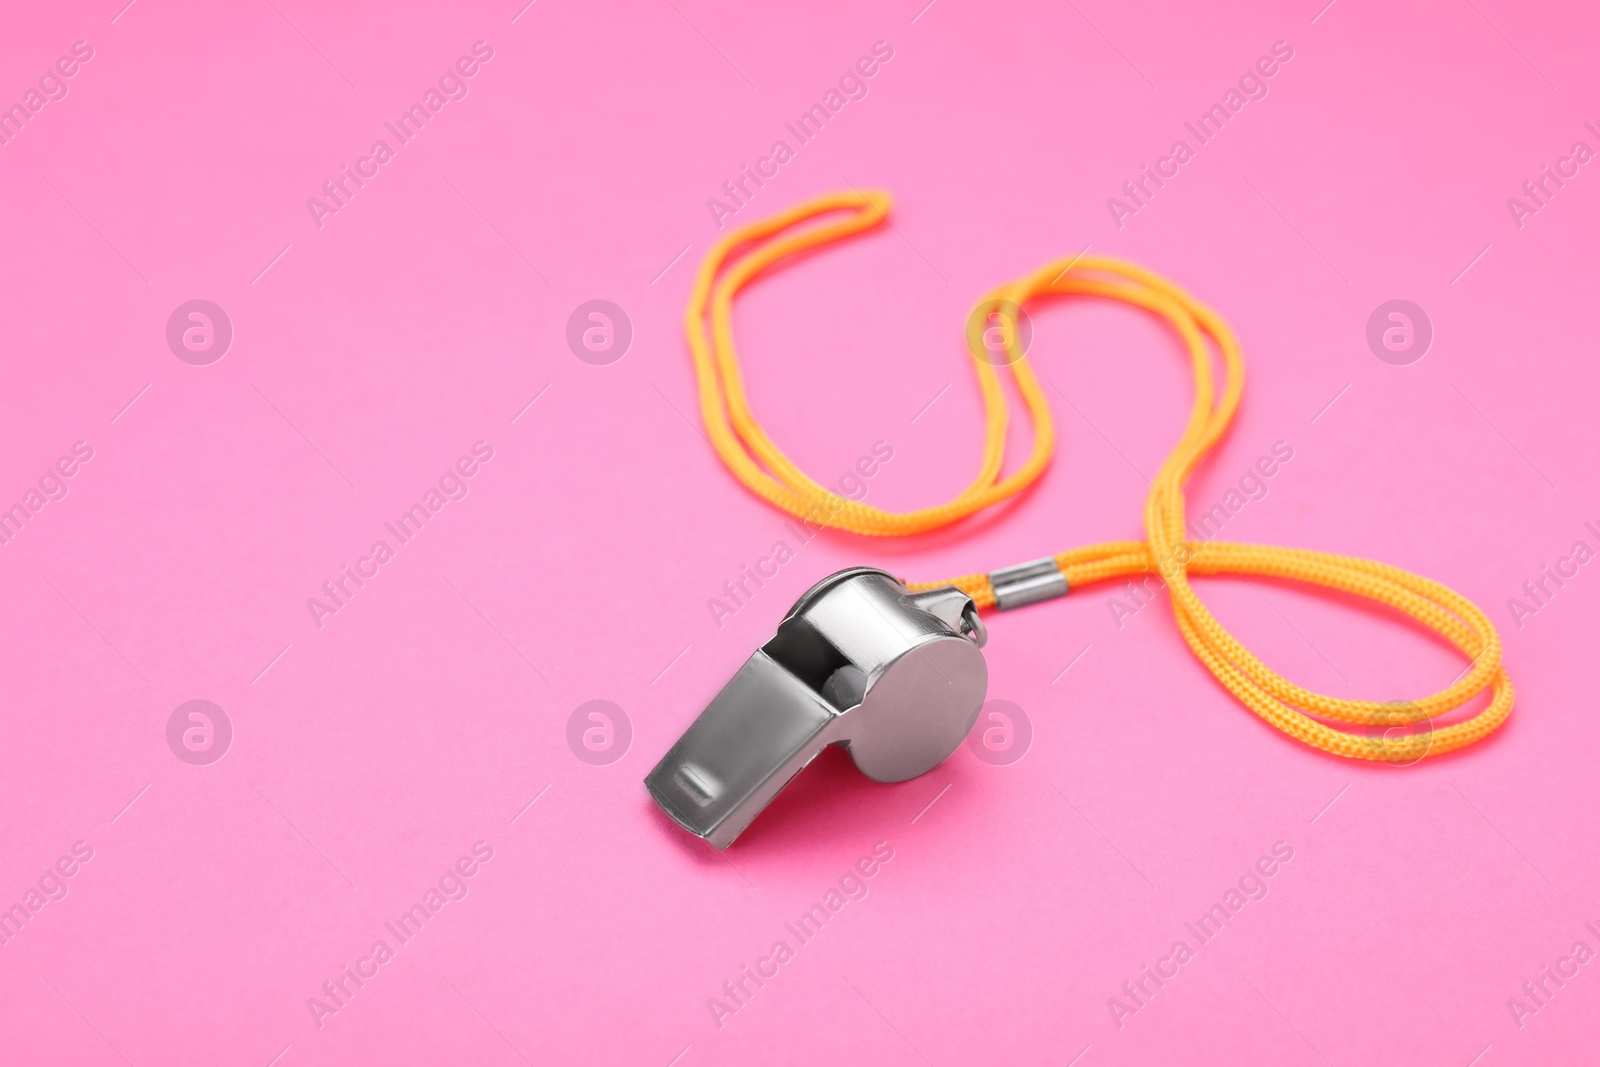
left=644, top=568, right=988, bottom=848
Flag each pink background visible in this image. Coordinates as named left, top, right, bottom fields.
left=2, top=0, right=1598, bottom=1063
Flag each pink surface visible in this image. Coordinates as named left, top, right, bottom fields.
left=1, top=0, right=1597, bottom=1063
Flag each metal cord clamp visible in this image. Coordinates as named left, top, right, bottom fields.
left=989, top=557, right=1069, bottom=610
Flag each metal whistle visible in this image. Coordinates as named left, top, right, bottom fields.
left=645, top=567, right=989, bottom=848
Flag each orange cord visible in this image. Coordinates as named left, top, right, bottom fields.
left=684, top=189, right=1512, bottom=761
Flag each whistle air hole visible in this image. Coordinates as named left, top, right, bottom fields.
left=761, top=617, right=859, bottom=711
left=821, top=665, right=868, bottom=712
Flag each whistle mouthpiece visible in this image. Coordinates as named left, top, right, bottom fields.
left=645, top=568, right=988, bottom=849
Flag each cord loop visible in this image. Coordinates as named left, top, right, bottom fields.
left=684, top=190, right=1512, bottom=761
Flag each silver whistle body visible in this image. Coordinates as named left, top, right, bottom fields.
left=645, top=568, right=989, bottom=848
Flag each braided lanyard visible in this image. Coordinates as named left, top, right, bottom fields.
left=683, top=189, right=1512, bottom=762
